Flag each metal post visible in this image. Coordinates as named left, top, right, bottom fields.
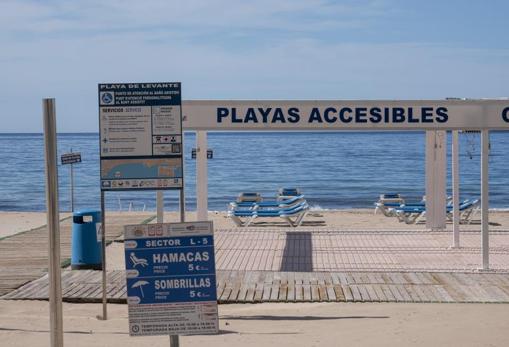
left=100, top=190, right=108, bottom=319
left=170, top=135, right=186, bottom=347
left=43, top=98, right=64, bottom=347
left=196, top=131, right=208, bottom=221
left=481, top=129, right=490, bottom=270
left=170, top=335, right=180, bottom=347
left=157, top=191, right=164, bottom=223
left=452, top=130, right=460, bottom=248
left=179, top=132, right=186, bottom=223
left=70, top=163, right=75, bottom=212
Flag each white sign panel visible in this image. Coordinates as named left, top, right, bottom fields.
left=181, top=100, right=509, bottom=131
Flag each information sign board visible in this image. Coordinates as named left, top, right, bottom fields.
left=61, top=152, right=81, bottom=165
left=124, top=221, right=218, bottom=336
left=98, top=82, right=183, bottom=191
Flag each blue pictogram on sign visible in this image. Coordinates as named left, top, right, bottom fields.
left=101, top=92, right=114, bottom=105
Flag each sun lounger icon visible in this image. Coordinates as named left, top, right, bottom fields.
left=130, top=252, right=148, bottom=267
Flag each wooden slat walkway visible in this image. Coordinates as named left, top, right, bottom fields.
left=0, top=213, right=154, bottom=296
left=214, top=229, right=509, bottom=272
left=3, top=270, right=509, bottom=304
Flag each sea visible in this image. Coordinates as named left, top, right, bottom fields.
left=0, top=131, right=508, bottom=212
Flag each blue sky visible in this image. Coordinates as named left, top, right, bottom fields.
left=1, top=0, right=508, bottom=132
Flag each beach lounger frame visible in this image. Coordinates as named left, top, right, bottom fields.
left=394, top=198, right=480, bottom=225
left=228, top=200, right=309, bottom=227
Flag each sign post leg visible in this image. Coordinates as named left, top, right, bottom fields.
left=43, top=98, right=64, bottom=347
left=170, top=334, right=180, bottom=347
left=100, top=190, right=108, bottom=319
left=481, top=130, right=490, bottom=270
left=196, top=131, right=208, bottom=220
left=171, top=139, right=186, bottom=345
left=452, top=130, right=460, bottom=248
left=70, top=162, right=75, bottom=212
left=157, top=191, right=164, bottom=223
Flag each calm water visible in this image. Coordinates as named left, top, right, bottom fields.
left=0, top=132, right=507, bottom=212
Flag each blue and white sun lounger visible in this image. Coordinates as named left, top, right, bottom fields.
left=446, top=199, right=480, bottom=224
left=230, top=194, right=306, bottom=210
left=228, top=190, right=309, bottom=227
left=228, top=200, right=309, bottom=227
left=374, top=193, right=424, bottom=217
left=277, top=187, right=302, bottom=200
left=394, top=198, right=480, bottom=224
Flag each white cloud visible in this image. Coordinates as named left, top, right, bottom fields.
left=0, top=1, right=508, bottom=132
left=0, top=0, right=392, bottom=39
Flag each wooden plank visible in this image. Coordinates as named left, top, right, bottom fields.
left=278, top=272, right=288, bottom=302
left=236, top=271, right=251, bottom=303
left=357, top=284, right=371, bottom=302
left=412, top=284, right=432, bottom=302
left=342, top=285, right=354, bottom=302
left=261, top=271, right=273, bottom=302
left=253, top=282, right=264, bottom=302
left=333, top=284, right=345, bottom=301
left=403, top=285, right=422, bottom=302
left=286, top=272, right=295, bottom=302
left=395, top=284, right=413, bottom=302
left=380, top=284, right=396, bottom=302
left=295, top=280, right=304, bottom=302
left=316, top=273, right=327, bottom=301
left=364, top=284, right=379, bottom=302
left=244, top=271, right=260, bottom=303
left=228, top=271, right=243, bottom=302
left=372, top=284, right=387, bottom=302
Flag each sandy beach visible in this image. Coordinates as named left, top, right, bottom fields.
left=0, top=212, right=71, bottom=239
left=1, top=300, right=508, bottom=347
left=1, top=209, right=509, bottom=346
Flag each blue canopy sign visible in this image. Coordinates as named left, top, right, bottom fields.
left=124, top=221, right=218, bottom=336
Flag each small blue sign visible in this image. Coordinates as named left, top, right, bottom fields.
left=125, top=235, right=217, bottom=305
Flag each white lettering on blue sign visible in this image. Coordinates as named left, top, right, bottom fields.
left=154, top=277, right=211, bottom=290
left=145, top=239, right=181, bottom=247
left=152, top=251, right=210, bottom=263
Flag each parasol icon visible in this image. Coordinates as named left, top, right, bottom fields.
left=131, top=280, right=149, bottom=298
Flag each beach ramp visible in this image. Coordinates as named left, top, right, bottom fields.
left=3, top=268, right=509, bottom=304
left=3, top=228, right=509, bottom=304
left=0, top=213, right=154, bottom=296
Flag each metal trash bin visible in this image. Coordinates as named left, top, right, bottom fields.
left=71, top=209, right=102, bottom=270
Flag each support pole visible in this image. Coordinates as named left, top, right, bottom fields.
left=100, top=190, right=107, bottom=319
left=481, top=129, right=490, bottom=270
left=70, top=162, right=75, bottom=212
left=179, top=132, right=185, bottom=223
left=157, top=191, right=164, bottom=223
left=170, top=132, right=186, bottom=347
left=43, top=98, right=64, bottom=347
left=170, top=335, right=180, bottom=347
left=452, top=131, right=460, bottom=248
left=196, top=131, right=208, bottom=221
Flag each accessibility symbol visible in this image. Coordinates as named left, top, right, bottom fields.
left=100, top=92, right=114, bottom=105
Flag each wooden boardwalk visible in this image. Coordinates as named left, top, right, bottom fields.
left=3, top=269, right=509, bottom=304
left=214, top=229, right=509, bottom=272
left=2, top=226, right=509, bottom=303
left=0, top=213, right=154, bottom=296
